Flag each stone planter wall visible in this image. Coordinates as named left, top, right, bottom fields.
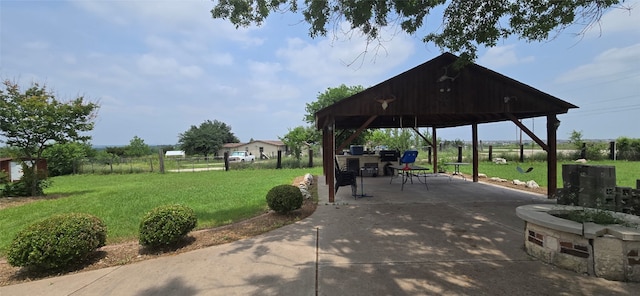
left=517, top=204, right=640, bottom=282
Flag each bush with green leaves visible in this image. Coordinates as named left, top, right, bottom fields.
left=7, top=213, right=107, bottom=269
left=139, top=204, right=197, bottom=247
left=266, top=184, right=303, bottom=214
left=1, top=164, right=50, bottom=197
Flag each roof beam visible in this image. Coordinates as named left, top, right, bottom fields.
left=506, top=113, right=548, bottom=152
left=411, top=127, right=433, bottom=147
left=336, top=115, right=378, bottom=152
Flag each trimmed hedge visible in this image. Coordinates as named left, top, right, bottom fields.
left=266, top=184, right=303, bottom=214
left=7, top=213, right=107, bottom=269
left=139, top=204, right=197, bottom=247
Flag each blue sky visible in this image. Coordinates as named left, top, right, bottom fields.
left=1, top=0, right=639, bottom=146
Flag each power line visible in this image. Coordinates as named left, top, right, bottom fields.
left=553, top=70, right=640, bottom=94
left=573, top=94, right=639, bottom=107
left=564, top=103, right=640, bottom=117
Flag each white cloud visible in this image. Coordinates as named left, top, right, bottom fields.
left=179, top=65, right=204, bottom=78
left=478, top=45, right=535, bottom=68
left=137, top=54, right=180, bottom=76
left=276, top=23, right=416, bottom=88
left=205, top=53, right=234, bottom=66
left=556, top=43, right=640, bottom=83
left=23, top=41, right=49, bottom=50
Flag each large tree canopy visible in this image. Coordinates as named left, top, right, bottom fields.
left=125, top=135, right=151, bottom=157
left=178, top=120, right=239, bottom=157
left=212, top=0, right=624, bottom=61
left=0, top=80, right=99, bottom=195
left=279, top=125, right=316, bottom=162
left=304, top=84, right=365, bottom=125
left=304, top=84, right=368, bottom=147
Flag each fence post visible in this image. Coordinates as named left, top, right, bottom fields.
left=277, top=150, right=282, bottom=169
left=308, top=149, right=313, bottom=168
left=488, top=145, right=493, bottom=161
left=457, top=146, right=463, bottom=162
left=610, top=141, right=616, bottom=160
left=427, top=146, right=432, bottom=164
left=581, top=143, right=587, bottom=159
left=519, top=144, right=524, bottom=162
left=224, top=152, right=229, bottom=171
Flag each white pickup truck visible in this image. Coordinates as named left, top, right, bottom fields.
left=228, top=151, right=255, bottom=162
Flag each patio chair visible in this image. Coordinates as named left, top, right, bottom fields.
left=399, top=150, right=419, bottom=170
left=335, top=158, right=357, bottom=196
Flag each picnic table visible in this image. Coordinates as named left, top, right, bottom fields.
left=389, top=164, right=430, bottom=191
left=445, top=162, right=469, bottom=180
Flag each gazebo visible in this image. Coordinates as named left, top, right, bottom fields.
left=315, top=53, right=578, bottom=202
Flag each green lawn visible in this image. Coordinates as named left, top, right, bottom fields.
left=451, top=160, right=639, bottom=188
left=0, top=167, right=322, bottom=255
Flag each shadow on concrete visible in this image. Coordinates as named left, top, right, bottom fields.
left=135, top=277, right=198, bottom=296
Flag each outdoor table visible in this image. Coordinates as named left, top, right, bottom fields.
left=389, top=165, right=430, bottom=191
left=445, top=162, right=469, bottom=180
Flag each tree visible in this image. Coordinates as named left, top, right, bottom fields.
left=42, top=142, right=93, bottom=176
left=279, top=126, right=315, bottom=162
left=365, top=128, right=430, bottom=152
left=568, top=129, right=605, bottom=160
left=105, top=146, right=126, bottom=157
left=304, top=84, right=368, bottom=147
left=304, top=84, right=365, bottom=124
left=212, top=0, right=625, bottom=63
left=616, top=137, right=640, bottom=161
left=0, top=80, right=99, bottom=196
left=568, top=130, right=584, bottom=151
left=178, top=120, right=239, bottom=157
left=125, top=136, right=150, bottom=157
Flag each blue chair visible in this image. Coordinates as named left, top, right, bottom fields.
left=400, top=150, right=418, bottom=169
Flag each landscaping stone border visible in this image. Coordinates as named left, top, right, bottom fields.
left=516, top=204, right=640, bottom=282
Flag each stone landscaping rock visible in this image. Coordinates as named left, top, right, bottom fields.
left=512, top=179, right=526, bottom=186
left=526, top=180, right=540, bottom=189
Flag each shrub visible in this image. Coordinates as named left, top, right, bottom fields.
left=266, top=184, right=303, bottom=214
left=7, top=213, right=107, bottom=269
left=139, top=204, right=197, bottom=247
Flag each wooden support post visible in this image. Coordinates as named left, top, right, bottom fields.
left=472, top=123, right=479, bottom=182
left=547, top=115, right=559, bottom=199
left=324, top=125, right=336, bottom=203
left=432, top=127, right=438, bottom=173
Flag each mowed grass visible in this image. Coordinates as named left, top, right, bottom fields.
left=454, top=160, right=639, bottom=188
left=0, top=167, right=323, bottom=255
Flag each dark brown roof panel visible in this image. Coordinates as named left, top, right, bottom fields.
left=315, top=52, right=577, bottom=130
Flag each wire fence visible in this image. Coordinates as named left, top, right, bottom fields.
left=75, top=157, right=225, bottom=175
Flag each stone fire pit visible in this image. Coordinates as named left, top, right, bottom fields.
left=516, top=204, right=640, bottom=282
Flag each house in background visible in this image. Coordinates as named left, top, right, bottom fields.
left=219, top=140, right=287, bottom=159
left=0, top=158, right=48, bottom=182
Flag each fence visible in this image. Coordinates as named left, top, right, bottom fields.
left=76, top=157, right=224, bottom=174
